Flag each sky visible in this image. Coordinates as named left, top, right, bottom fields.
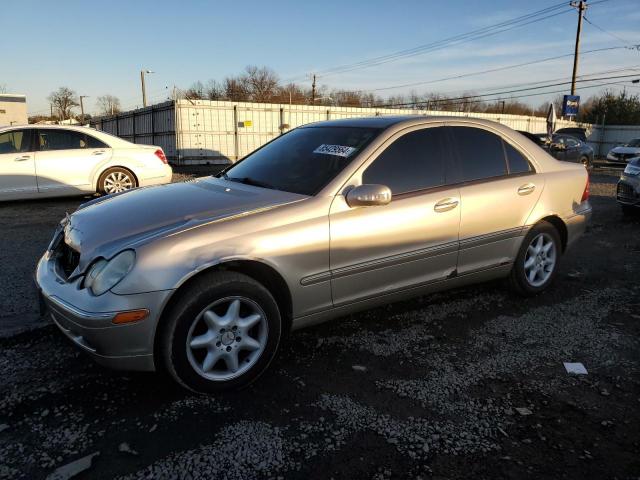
left=3, top=0, right=640, bottom=116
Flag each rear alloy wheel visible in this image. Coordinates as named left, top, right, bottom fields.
left=161, top=271, right=282, bottom=393
left=99, top=167, right=136, bottom=195
left=509, top=221, right=561, bottom=296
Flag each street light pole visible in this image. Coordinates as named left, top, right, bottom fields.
left=79, top=95, right=89, bottom=124
left=140, top=69, right=154, bottom=107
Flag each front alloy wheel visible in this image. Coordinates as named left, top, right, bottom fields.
left=161, top=271, right=282, bottom=393
left=186, top=297, right=268, bottom=381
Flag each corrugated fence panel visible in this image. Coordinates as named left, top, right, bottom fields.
left=92, top=99, right=640, bottom=165
left=236, top=104, right=281, bottom=158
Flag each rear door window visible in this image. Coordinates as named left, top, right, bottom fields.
left=0, top=129, right=32, bottom=154
left=38, top=130, right=89, bottom=151
left=449, top=127, right=508, bottom=183
left=362, top=127, right=450, bottom=195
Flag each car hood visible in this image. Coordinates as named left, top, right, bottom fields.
left=63, top=177, right=307, bottom=272
left=610, top=146, right=640, bottom=154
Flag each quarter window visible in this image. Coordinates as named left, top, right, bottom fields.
left=504, top=142, right=533, bottom=174
left=85, top=134, right=108, bottom=149
left=450, top=127, right=507, bottom=182
left=38, top=130, right=90, bottom=151
left=0, top=129, right=31, bottom=154
left=362, top=127, right=449, bottom=195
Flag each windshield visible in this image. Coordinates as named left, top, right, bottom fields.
left=220, top=126, right=381, bottom=196
left=627, top=139, right=640, bottom=147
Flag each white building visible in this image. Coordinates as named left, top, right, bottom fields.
left=0, top=94, right=28, bottom=126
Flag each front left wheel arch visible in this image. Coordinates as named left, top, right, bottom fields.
left=153, top=259, right=294, bottom=372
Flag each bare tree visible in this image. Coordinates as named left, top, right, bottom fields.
left=244, top=66, right=279, bottom=102
left=223, top=76, right=250, bottom=102
left=48, top=87, right=78, bottom=120
left=0, top=84, right=7, bottom=94
left=277, top=83, right=308, bottom=105
left=96, top=94, right=121, bottom=116
left=185, top=81, right=205, bottom=100
left=204, top=80, right=224, bottom=100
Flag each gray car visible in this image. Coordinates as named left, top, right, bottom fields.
left=516, top=132, right=593, bottom=167
left=548, top=134, right=594, bottom=168
left=36, top=116, right=591, bottom=393
left=617, top=156, right=640, bottom=214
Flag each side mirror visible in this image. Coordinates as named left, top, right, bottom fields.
left=346, top=184, right=392, bottom=207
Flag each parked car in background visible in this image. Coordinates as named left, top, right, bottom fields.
left=616, top=156, right=640, bottom=214
left=0, top=125, right=172, bottom=201
left=516, top=131, right=593, bottom=167
left=36, top=116, right=591, bottom=393
left=606, top=138, right=640, bottom=164
left=555, top=127, right=587, bottom=143
left=548, top=134, right=594, bottom=168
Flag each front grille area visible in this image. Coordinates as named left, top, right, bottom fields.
left=617, top=182, right=637, bottom=202
left=57, top=241, right=80, bottom=278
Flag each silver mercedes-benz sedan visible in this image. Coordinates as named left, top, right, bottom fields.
left=36, top=116, right=591, bottom=393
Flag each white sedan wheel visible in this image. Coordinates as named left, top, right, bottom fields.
left=100, top=169, right=136, bottom=194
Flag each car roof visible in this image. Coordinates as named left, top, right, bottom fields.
left=300, top=114, right=522, bottom=131
left=0, top=124, right=134, bottom=147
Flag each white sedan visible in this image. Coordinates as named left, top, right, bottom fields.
left=0, top=125, right=173, bottom=201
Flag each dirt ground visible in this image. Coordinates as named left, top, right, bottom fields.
left=0, top=170, right=639, bottom=479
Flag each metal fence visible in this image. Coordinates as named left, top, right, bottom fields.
left=91, top=99, right=639, bottom=164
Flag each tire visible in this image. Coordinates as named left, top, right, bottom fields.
left=160, top=271, right=282, bottom=393
left=98, top=167, right=137, bottom=195
left=509, top=221, right=562, bottom=296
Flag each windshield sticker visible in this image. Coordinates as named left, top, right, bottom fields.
left=313, top=144, right=357, bottom=158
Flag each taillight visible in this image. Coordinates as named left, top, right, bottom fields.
left=581, top=175, right=590, bottom=202
left=154, top=149, right=168, bottom=164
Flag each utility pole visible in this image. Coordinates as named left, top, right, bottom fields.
left=79, top=95, right=89, bottom=124
left=311, top=74, right=316, bottom=104
left=50, top=103, right=53, bottom=119
left=570, top=0, right=587, bottom=96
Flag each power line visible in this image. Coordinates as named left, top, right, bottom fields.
left=376, top=72, right=640, bottom=108
left=320, top=6, right=572, bottom=78
left=379, top=79, right=629, bottom=111
left=583, top=15, right=634, bottom=46
left=333, top=45, right=638, bottom=96
left=285, top=1, right=572, bottom=81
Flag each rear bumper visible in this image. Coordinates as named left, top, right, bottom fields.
left=36, top=252, right=173, bottom=371
left=565, top=203, right=592, bottom=249
left=139, top=164, right=173, bottom=187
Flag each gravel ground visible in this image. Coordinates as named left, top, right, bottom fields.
left=1, top=170, right=639, bottom=479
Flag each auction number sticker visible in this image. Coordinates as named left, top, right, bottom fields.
left=313, top=144, right=357, bottom=158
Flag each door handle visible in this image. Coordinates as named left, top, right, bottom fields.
left=14, top=155, right=30, bottom=162
left=92, top=151, right=105, bottom=155
left=517, top=183, right=536, bottom=195
left=434, top=197, right=459, bottom=213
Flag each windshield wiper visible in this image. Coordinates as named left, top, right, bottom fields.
left=224, top=176, right=276, bottom=190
